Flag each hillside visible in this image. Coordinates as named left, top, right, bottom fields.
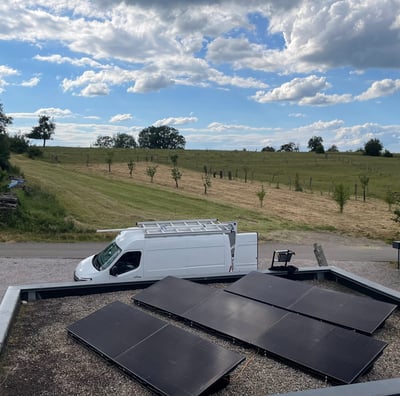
left=8, top=154, right=398, bottom=242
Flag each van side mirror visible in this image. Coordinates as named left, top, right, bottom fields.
left=110, top=266, right=118, bottom=276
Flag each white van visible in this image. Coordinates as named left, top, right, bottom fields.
left=74, top=219, right=258, bottom=282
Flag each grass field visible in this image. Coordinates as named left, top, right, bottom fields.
left=6, top=149, right=400, bottom=243
left=40, top=147, right=400, bottom=201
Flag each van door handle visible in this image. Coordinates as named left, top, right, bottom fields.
left=133, top=276, right=142, bottom=278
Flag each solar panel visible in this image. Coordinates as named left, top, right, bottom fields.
left=67, top=300, right=165, bottom=359
left=133, top=277, right=388, bottom=384
left=225, top=271, right=312, bottom=308
left=226, top=271, right=396, bottom=334
left=256, top=313, right=386, bottom=384
left=134, top=275, right=217, bottom=316
left=67, top=301, right=245, bottom=395
left=289, top=286, right=396, bottom=334
left=183, top=291, right=288, bottom=344
left=115, top=324, right=245, bottom=396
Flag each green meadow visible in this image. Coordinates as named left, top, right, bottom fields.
left=4, top=147, right=400, bottom=241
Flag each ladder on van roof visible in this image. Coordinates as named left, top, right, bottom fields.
left=137, top=219, right=237, bottom=238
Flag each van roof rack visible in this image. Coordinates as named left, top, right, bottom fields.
left=137, top=219, right=237, bottom=238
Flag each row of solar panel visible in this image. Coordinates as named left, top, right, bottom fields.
left=67, top=272, right=396, bottom=394
left=133, top=275, right=390, bottom=385
left=226, top=271, right=397, bottom=335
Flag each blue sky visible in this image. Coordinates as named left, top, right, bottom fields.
left=1, top=0, right=400, bottom=152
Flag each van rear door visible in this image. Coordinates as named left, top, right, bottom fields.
left=109, top=251, right=144, bottom=280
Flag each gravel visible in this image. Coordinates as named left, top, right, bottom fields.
left=1, top=255, right=400, bottom=395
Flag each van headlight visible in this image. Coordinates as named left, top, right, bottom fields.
left=74, top=272, right=92, bottom=281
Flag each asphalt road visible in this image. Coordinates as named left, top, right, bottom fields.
left=0, top=239, right=396, bottom=262
left=0, top=238, right=398, bottom=303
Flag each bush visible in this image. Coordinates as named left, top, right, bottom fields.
left=27, top=146, right=43, bottom=159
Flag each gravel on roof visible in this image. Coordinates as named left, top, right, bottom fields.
left=1, top=257, right=400, bottom=396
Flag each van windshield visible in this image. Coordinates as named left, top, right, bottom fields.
left=93, top=242, right=122, bottom=270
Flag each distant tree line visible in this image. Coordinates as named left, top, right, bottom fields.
left=93, top=125, right=186, bottom=150
left=261, top=136, right=392, bottom=157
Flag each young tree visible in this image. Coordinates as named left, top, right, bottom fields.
left=385, top=189, right=399, bottom=211
left=127, top=159, right=135, bottom=177
left=363, top=138, right=383, bottom=156
left=256, top=185, right=266, bottom=207
left=146, top=165, right=158, bottom=182
left=359, top=174, right=370, bottom=202
left=106, top=151, right=114, bottom=173
left=333, top=183, right=350, bottom=213
left=171, top=167, right=182, bottom=188
left=26, top=115, right=55, bottom=147
left=294, top=173, right=302, bottom=192
left=170, top=154, right=179, bottom=166
left=202, top=174, right=211, bottom=194
left=138, top=125, right=186, bottom=149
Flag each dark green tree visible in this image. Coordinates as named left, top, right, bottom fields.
left=138, top=126, right=185, bottom=149
left=9, top=132, right=29, bottom=154
left=261, top=146, right=275, bottom=152
left=93, top=135, right=114, bottom=148
left=279, top=142, right=296, bottom=152
left=0, top=133, right=10, bottom=170
left=308, top=136, right=325, bottom=153
left=363, top=138, right=383, bottom=156
left=26, top=115, right=55, bottom=147
left=0, top=103, right=13, bottom=170
left=113, top=133, right=137, bottom=148
left=326, top=145, right=339, bottom=153
left=0, top=103, right=13, bottom=134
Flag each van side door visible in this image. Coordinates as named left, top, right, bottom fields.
left=109, top=251, right=143, bottom=279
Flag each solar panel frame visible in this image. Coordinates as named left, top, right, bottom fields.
left=225, top=271, right=396, bottom=334
left=67, top=300, right=245, bottom=396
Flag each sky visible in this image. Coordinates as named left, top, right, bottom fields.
left=1, top=0, right=400, bottom=152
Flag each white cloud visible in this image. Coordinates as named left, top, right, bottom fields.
left=10, top=108, right=73, bottom=119
left=251, top=75, right=330, bottom=104
left=34, top=54, right=103, bottom=68
left=109, top=113, right=133, bottom=123
left=153, top=116, right=198, bottom=127
left=21, top=77, right=40, bottom=87
left=356, top=79, right=400, bottom=101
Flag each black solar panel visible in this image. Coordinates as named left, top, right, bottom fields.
left=289, top=286, right=396, bottom=334
left=133, top=277, right=388, bottom=384
left=225, top=270, right=313, bottom=307
left=183, top=291, right=287, bottom=343
left=134, top=275, right=217, bottom=315
left=256, top=313, right=386, bottom=384
left=67, top=300, right=165, bottom=359
left=67, top=301, right=245, bottom=395
left=226, top=271, right=396, bottom=334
